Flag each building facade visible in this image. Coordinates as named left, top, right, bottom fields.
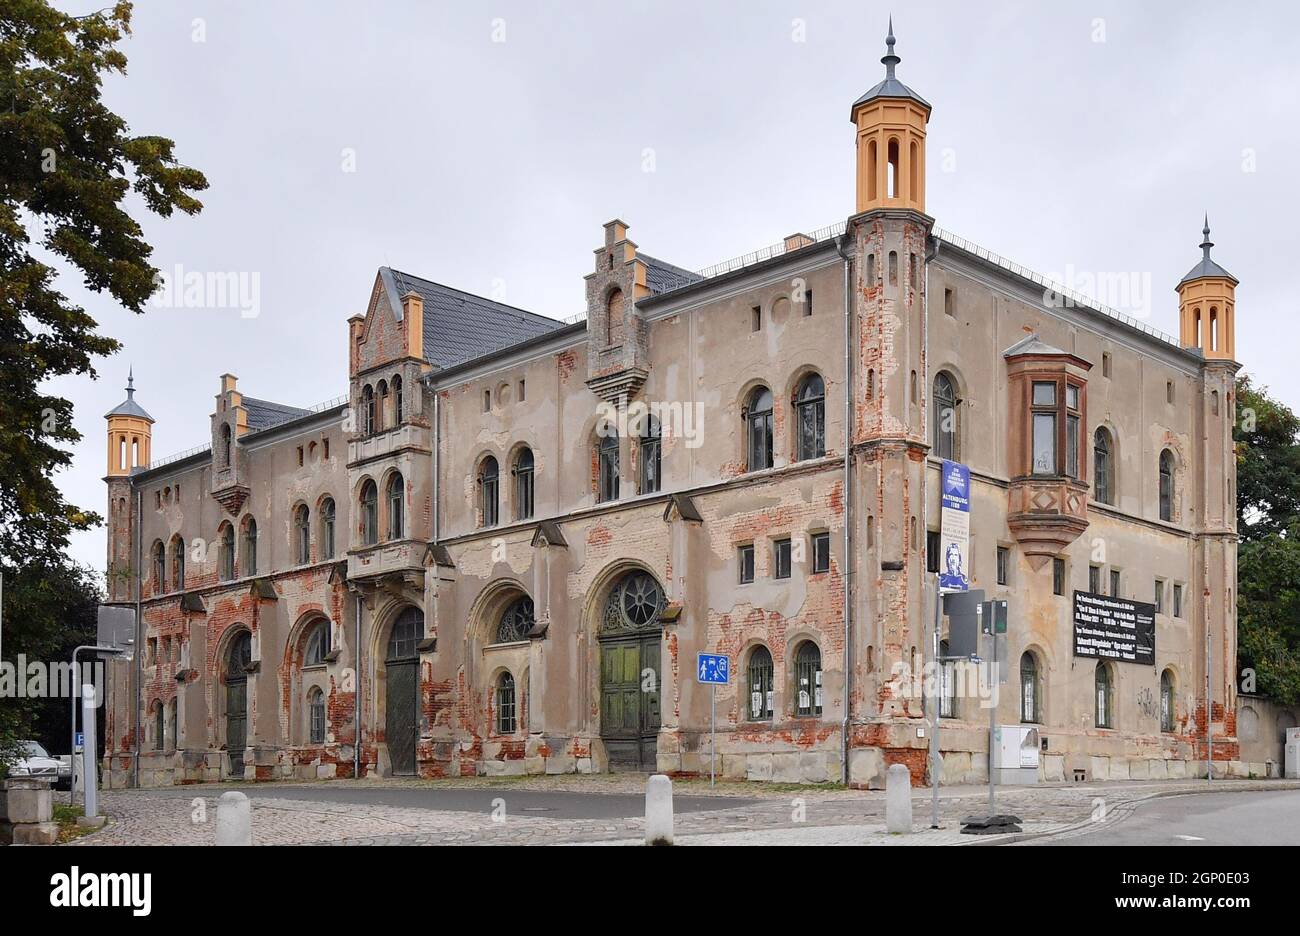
left=101, top=27, right=1242, bottom=788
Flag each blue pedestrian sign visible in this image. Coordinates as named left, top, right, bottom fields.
left=697, top=653, right=729, bottom=685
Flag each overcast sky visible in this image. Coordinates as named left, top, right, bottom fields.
left=49, top=0, right=1300, bottom=575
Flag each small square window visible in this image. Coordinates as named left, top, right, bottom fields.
left=1089, top=564, right=1101, bottom=594
left=944, top=287, right=955, bottom=317
left=1102, top=352, right=1112, bottom=378
left=811, top=532, right=830, bottom=574
left=1052, top=557, right=1066, bottom=596
left=738, top=545, right=755, bottom=584
left=1154, top=578, right=1165, bottom=614
left=996, top=546, right=1009, bottom=586
left=1110, top=568, right=1122, bottom=597
left=1173, top=583, right=1183, bottom=618
left=518, top=379, right=526, bottom=402
left=1032, top=381, right=1056, bottom=406
left=483, top=389, right=491, bottom=413
left=1167, top=380, right=1175, bottom=404
left=804, top=289, right=813, bottom=316
left=323, top=437, right=330, bottom=459
left=774, top=538, right=792, bottom=579
left=751, top=306, right=762, bottom=332
left=297, top=446, right=304, bottom=467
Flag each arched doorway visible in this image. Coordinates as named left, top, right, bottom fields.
left=385, top=606, right=423, bottom=776
left=599, top=570, right=665, bottom=770
left=224, top=631, right=252, bottom=777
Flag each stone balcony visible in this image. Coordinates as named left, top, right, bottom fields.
left=1007, top=475, right=1090, bottom=569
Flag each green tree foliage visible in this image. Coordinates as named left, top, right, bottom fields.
left=0, top=1, right=206, bottom=763
left=1235, top=375, right=1300, bottom=703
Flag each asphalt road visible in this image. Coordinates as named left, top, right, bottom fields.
left=141, top=782, right=758, bottom=821
left=1036, top=789, right=1300, bottom=846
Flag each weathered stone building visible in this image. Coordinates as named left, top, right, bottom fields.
left=101, top=26, right=1242, bottom=788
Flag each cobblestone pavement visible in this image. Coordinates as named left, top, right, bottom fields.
left=71, top=777, right=1300, bottom=846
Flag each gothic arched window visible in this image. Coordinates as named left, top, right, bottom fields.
left=932, top=371, right=957, bottom=460
left=795, top=374, right=825, bottom=461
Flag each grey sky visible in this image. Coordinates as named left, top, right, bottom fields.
left=50, top=0, right=1300, bottom=574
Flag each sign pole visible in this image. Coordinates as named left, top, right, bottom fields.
left=930, top=576, right=941, bottom=828
left=988, top=614, right=997, bottom=815
left=710, top=683, right=716, bottom=788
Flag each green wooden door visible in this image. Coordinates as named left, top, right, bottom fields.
left=600, top=636, right=661, bottom=769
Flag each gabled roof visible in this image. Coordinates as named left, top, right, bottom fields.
left=1003, top=334, right=1069, bottom=358
left=641, top=254, right=703, bottom=295
left=242, top=397, right=312, bottom=431
left=382, top=267, right=565, bottom=369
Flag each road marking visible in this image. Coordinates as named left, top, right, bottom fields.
left=1173, top=834, right=1205, bottom=841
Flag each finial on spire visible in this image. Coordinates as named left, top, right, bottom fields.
left=1200, top=214, right=1214, bottom=260
left=882, top=16, right=900, bottom=79
left=127, top=367, right=135, bottom=398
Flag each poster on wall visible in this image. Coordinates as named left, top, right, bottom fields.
left=939, top=459, right=971, bottom=592
left=1072, top=591, right=1156, bottom=664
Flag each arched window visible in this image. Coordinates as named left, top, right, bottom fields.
left=746, top=646, right=774, bottom=721
left=795, top=374, right=825, bottom=461
left=152, top=541, right=165, bottom=589
left=1095, top=662, right=1114, bottom=728
left=294, top=504, right=310, bottom=565
left=639, top=416, right=661, bottom=494
left=1094, top=427, right=1114, bottom=505
left=745, top=386, right=774, bottom=471
left=307, top=687, right=326, bottom=744
left=495, top=671, right=517, bottom=734
left=171, top=536, right=185, bottom=591
left=220, top=424, right=232, bottom=468
left=320, top=497, right=336, bottom=559
left=360, top=385, right=374, bottom=435
left=241, top=518, right=258, bottom=577
left=939, top=639, right=956, bottom=718
left=219, top=524, right=235, bottom=581
left=387, top=473, right=404, bottom=539
left=497, top=596, right=535, bottom=644
left=360, top=480, right=378, bottom=545
left=606, top=287, right=624, bottom=346
left=478, top=457, right=499, bottom=526
left=932, top=372, right=957, bottom=460
left=1020, top=652, right=1041, bottom=723
left=513, top=448, right=535, bottom=520
left=601, top=571, right=665, bottom=634
left=1160, top=669, right=1175, bottom=732
left=305, top=620, right=330, bottom=667
left=376, top=380, right=388, bottom=433
left=167, top=699, right=178, bottom=751
left=153, top=701, right=165, bottom=750
left=794, top=642, right=822, bottom=717
left=392, top=374, right=403, bottom=424
left=597, top=432, right=619, bottom=503
left=1159, top=449, right=1174, bottom=521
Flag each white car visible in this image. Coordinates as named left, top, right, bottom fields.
left=10, top=741, right=72, bottom=789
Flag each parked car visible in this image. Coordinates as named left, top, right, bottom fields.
left=10, top=741, right=72, bottom=789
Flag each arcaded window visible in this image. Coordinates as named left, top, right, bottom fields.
left=241, top=519, right=258, bottom=577
left=307, top=687, right=326, bottom=744
left=387, top=473, right=404, bottom=539
left=1094, top=427, right=1114, bottom=505
left=795, top=374, right=825, bottom=461
left=360, top=480, right=378, bottom=545
left=478, top=457, right=499, bottom=526
left=1160, top=670, right=1175, bottom=732
left=597, top=432, right=619, bottom=503
left=513, top=448, right=535, bottom=520
left=640, top=416, right=661, bottom=494
left=1095, top=662, right=1114, bottom=729
left=1020, top=652, right=1041, bottom=723
left=1159, top=449, right=1174, bottom=521
left=745, top=386, right=774, bottom=471
left=932, top=371, right=957, bottom=460
left=793, top=642, right=822, bottom=717
left=361, top=385, right=374, bottom=435
left=746, top=646, right=774, bottom=721
left=392, top=374, right=403, bottom=423
left=495, top=672, right=518, bottom=734
left=219, top=524, right=235, bottom=581
left=376, top=380, right=388, bottom=433
left=171, top=536, right=185, bottom=590
left=497, top=596, right=535, bottom=644
left=304, top=620, right=330, bottom=667
left=320, top=497, right=336, bottom=559
left=295, top=504, right=310, bottom=565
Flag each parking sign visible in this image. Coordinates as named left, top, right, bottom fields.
left=697, top=653, right=729, bottom=685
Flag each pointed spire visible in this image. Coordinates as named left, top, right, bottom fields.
left=1200, top=214, right=1214, bottom=260
left=881, top=16, right=900, bottom=79
left=126, top=367, right=135, bottom=399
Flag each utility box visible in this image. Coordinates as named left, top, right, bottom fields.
left=1286, top=727, right=1300, bottom=779
left=992, top=725, right=1040, bottom=785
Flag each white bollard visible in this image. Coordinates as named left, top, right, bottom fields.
left=645, top=774, right=674, bottom=846
left=81, top=685, right=98, bottom=819
left=885, top=763, right=913, bottom=834
left=215, top=791, right=252, bottom=846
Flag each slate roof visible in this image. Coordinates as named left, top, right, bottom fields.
left=383, top=267, right=566, bottom=369
left=105, top=373, right=154, bottom=422
left=1003, top=334, right=1069, bottom=358
left=242, top=397, right=312, bottom=431
left=641, top=254, right=704, bottom=295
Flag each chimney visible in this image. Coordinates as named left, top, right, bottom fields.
left=784, top=233, right=815, bottom=252
left=401, top=290, right=424, bottom=360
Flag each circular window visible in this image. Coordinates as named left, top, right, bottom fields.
left=497, top=596, right=535, bottom=643
left=602, top=571, right=665, bottom=634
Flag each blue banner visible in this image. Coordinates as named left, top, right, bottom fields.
left=939, top=460, right=971, bottom=592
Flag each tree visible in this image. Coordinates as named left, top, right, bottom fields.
left=0, top=1, right=206, bottom=764
left=1235, top=376, right=1300, bottom=704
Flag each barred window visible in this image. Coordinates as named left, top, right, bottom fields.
left=495, top=672, right=517, bottom=734
left=1020, top=652, right=1041, bottom=723
left=794, top=642, right=822, bottom=716
left=746, top=646, right=774, bottom=721
left=308, top=687, right=326, bottom=744
left=1095, top=662, right=1114, bottom=728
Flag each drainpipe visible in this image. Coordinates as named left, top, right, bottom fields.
left=354, top=588, right=362, bottom=779
left=922, top=234, right=939, bottom=791
left=836, top=233, right=854, bottom=785
left=133, top=486, right=143, bottom=789
left=433, top=390, right=440, bottom=544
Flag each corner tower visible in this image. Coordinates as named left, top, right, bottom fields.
left=104, top=370, right=153, bottom=601
left=851, top=18, right=931, bottom=214
left=1176, top=217, right=1237, bottom=360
